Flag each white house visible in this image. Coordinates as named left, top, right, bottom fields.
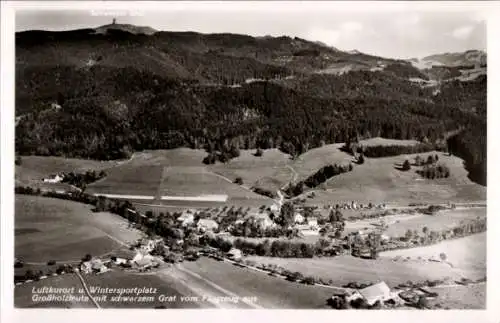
left=227, top=248, right=242, bottom=260
left=308, top=218, right=319, bottom=229
left=296, top=224, right=319, bottom=236
left=81, top=258, right=108, bottom=274
left=197, top=219, right=219, bottom=232
left=140, top=238, right=163, bottom=253
left=113, top=257, right=128, bottom=265
left=43, top=174, right=64, bottom=183
left=253, top=213, right=275, bottom=229
left=177, top=212, right=195, bottom=226
left=294, top=213, right=305, bottom=224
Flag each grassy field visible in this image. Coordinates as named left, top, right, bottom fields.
left=15, top=195, right=142, bottom=263
left=427, top=283, right=486, bottom=309
left=380, top=233, right=486, bottom=280
left=300, top=151, right=486, bottom=205
left=158, top=166, right=268, bottom=201
left=16, top=156, right=116, bottom=184
left=344, top=208, right=486, bottom=237
left=209, top=149, right=293, bottom=191
left=178, top=257, right=336, bottom=309
left=86, top=164, right=164, bottom=196
left=245, top=255, right=462, bottom=288
left=383, top=208, right=486, bottom=237
left=17, top=139, right=486, bottom=209
left=292, top=143, right=353, bottom=181
left=79, top=149, right=273, bottom=207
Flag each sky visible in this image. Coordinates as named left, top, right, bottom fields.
left=14, top=2, right=487, bottom=59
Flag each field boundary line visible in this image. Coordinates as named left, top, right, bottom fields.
left=74, top=271, right=101, bottom=309
left=210, top=171, right=274, bottom=200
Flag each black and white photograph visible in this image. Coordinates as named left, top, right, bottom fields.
left=1, top=1, right=499, bottom=320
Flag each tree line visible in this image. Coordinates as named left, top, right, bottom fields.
left=285, top=162, right=353, bottom=197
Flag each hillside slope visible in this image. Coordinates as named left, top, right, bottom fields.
left=15, top=25, right=486, bottom=186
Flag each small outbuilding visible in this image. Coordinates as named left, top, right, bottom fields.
left=226, top=248, right=242, bottom=260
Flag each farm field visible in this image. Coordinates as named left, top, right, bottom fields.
left=16, top=155, right=117, bottom=181
left=15, top=274, right=95, bottom=308
left=300, top=151, right=486, bottom=205
left=382, top=208, right=486, bottom=237
left=245, top=255, right=462, bottom=288
left=157, top=166, right=269, bottom=201
left=86, top=164, right=164, bottom=196
left=343, top=207, right=486, bottom=237
left=380, top=232, right=486, bottom=280
left=15, top=195, right=142, bottom=263
left=178, top=257, right=335, bottom=309
left=209, top=148, right=293, bottom=191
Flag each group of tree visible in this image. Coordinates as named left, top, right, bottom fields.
left=414, top=154, right=440, bottom=166
left=447, top=125, right=486, bottom=186
left=391, top=217, right=486, bottom=251
left=362, top=143, right=438, bottom=158
left=202, top=142, right=241, bottom=164
left=61, top=170, right=107, bottom=190
left=15, top=63, right=482, bottom=164
left=416, top=163, right=450, bottom=179
left=251, top=187, right=276, bottom=199
left=285, top=163, right=353, bottom=197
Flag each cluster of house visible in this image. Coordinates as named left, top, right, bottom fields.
left=79, top=238, right=163, bottom=274
left=293, top=213, right=320, bottom=236
left=176, top=210, right=219, bottom=232
left=333, top=201, right=387, bottom=211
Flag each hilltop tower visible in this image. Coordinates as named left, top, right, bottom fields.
left=112, top=18, right=117, bottom=25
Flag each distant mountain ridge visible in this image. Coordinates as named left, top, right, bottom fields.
left=94, top=23, right=158, bottom=35
left=409, top=50, right=486, bottom=69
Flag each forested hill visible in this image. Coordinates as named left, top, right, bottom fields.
left=15, top=26, right=486, bottom=185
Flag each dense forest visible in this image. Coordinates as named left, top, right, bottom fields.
left=15, top=27, right=487, bottom=186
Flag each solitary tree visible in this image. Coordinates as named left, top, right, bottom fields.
left=439, top=252, right=447, bottom=262
left=255, top=148, right=263, bottom=157
left=402, top=159, right=411, bottom=171
left=234, top=177, right=244, bottom=185
left=357, top=153, right=365, bottom=165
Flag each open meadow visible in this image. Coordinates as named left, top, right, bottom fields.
left=299, top=150, right=486, bottom=205
left=18, top=139, right=485, bottom=210
left=427, top=283, right=486, bottom=309
left=344, top=207, right=486, bottom=237
left=245, top=255, right=463, bottom=288
left=209, top=148, right=293, bottom=191
left=380, top=232, right=486, bottom=280
left=15, top=194, right=142, bottom=263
